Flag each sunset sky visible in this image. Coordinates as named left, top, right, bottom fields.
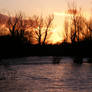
left=0, top=0, right=92, bottom=44
left=0, top=0, right=91, bottom=15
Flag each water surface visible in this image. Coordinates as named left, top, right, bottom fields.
left=0, top=57, right=92, bottom=92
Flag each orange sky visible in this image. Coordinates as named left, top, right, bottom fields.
left=0, top=0, right=92, bottom=44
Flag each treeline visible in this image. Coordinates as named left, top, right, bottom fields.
left=0, top=12, right=55, bottom=57
left=0, top=4, right=92, bottom=57
left=62, top=2, right=92, bottom=44
left=0, top=13, right=54, bottom=45
left=62, top=4, right=92, bottom=57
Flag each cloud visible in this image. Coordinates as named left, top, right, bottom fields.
left=54, top=11, right=91, bottom=20
left=54, top=12, right=72, bottom=17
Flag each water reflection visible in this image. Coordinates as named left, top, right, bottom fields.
left=0, top=57, right=92, bottom=92
left=73, top=56, right=83, bottom=64
left=88, top=58, right=92, bottom=63
left=52, top=56, right=61, bottom=64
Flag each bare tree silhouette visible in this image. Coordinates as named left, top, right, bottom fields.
left=28, top=15, right=54, bottom=45
left=65, top=2, right=87, bottom=43
left=70, top=12, right=86, bottom=43
left=42, top=15, right=54, bottom=45
left=84, top=18, right=92, bottom=40
left=64, top=17, right=69, bottom=42
left=6, top=12, right=27, bottom=38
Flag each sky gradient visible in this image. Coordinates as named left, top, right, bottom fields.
left=0, top=0, right=91, bottom=16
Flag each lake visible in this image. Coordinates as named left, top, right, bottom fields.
left=0, top=56, right=92, bottom=92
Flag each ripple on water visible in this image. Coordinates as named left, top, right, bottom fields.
left=0, top=57, right=92, bottom=92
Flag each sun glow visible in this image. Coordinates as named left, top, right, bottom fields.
left=47, top=27, right=64, bottom=44
left=26, top=11, right=92, bottom=45
left=47, top=11, right=68, bottom=44
left=49, top=10, right=91, bottom=44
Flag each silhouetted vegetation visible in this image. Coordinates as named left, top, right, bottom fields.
left=0, top=3, right=92, bottom=64
left=27, top=15, right=54, bottom=45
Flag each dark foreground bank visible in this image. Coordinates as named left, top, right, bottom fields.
left=0, top=35, right=92, bottom=59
